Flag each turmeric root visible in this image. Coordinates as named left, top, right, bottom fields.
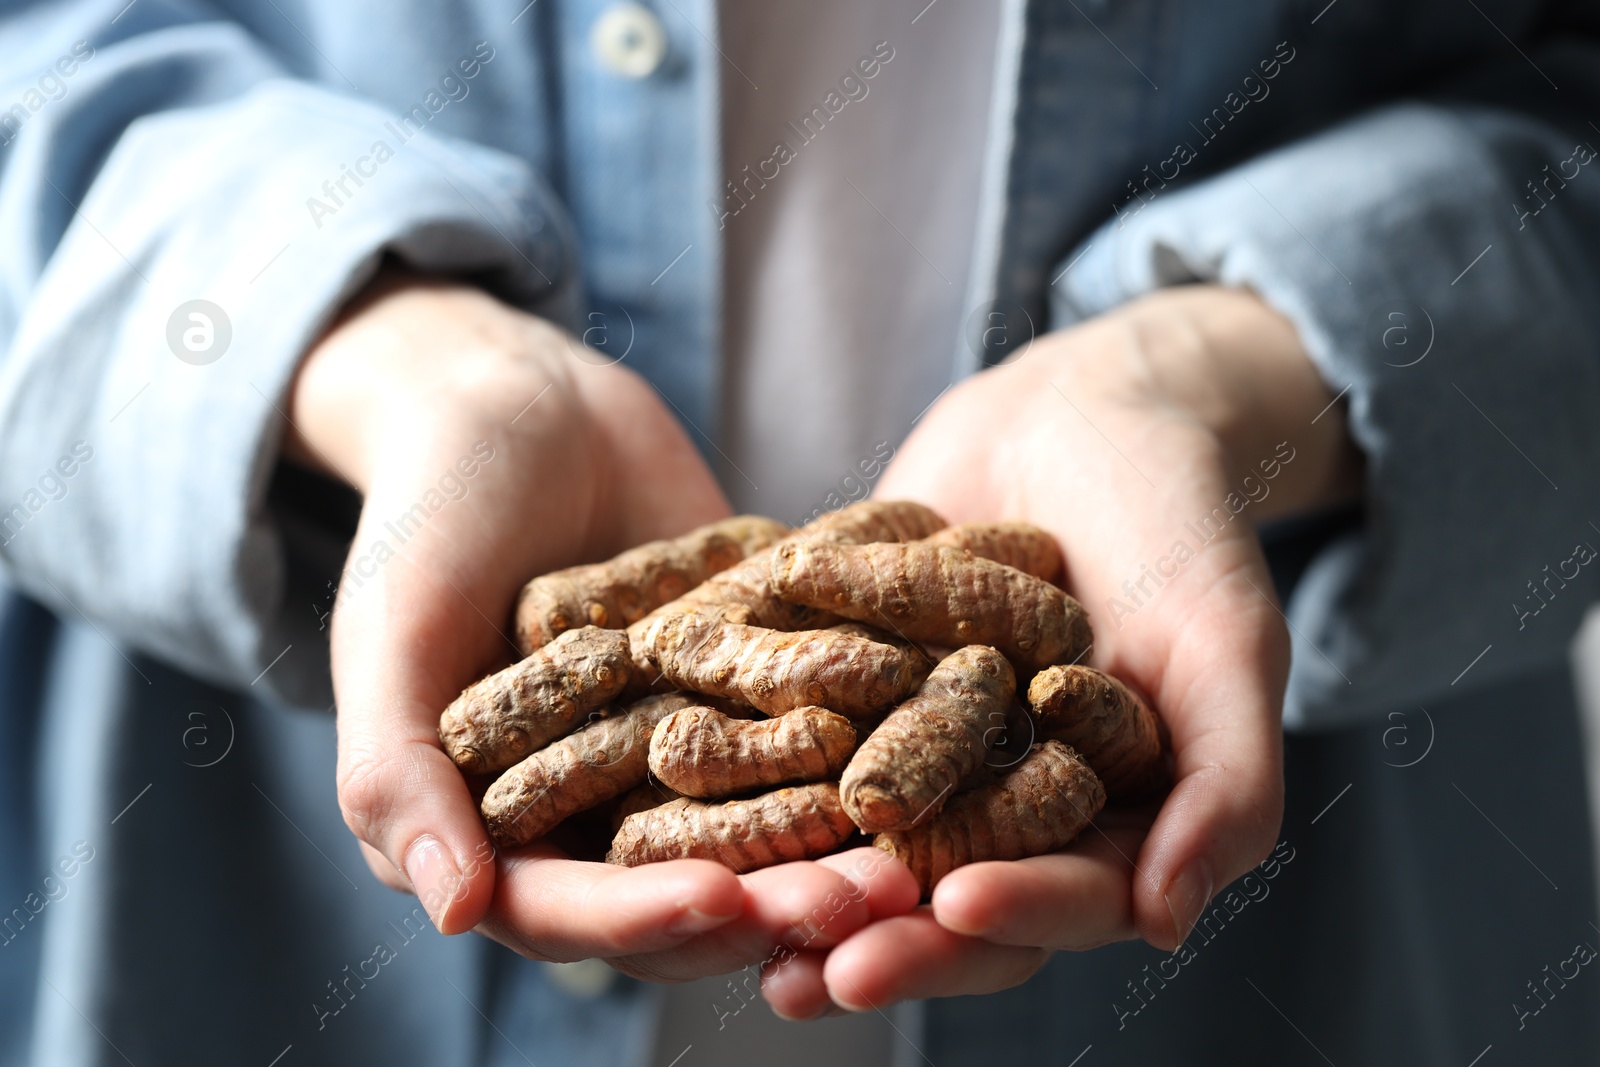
left=769, top=541, right=1093, bottom=671
left=615, top=506, right=966, bottom=695
left=640, top=612, right=926, bottom=718
left=439, top=626, right=633, bottom=775
left=637, top=549, right=833, bottom=635
left=840, top=646, right=1014, bottom=832
left=607, top=782, right=857, bottom=872
left=800, top=500, right=947, bottom=546
left=649, top=705, right=857, bottom=798
left=514, top=515, right=788, bottom=654
left=621, top=550, right=823, bottom=688
left=875, top=741, right=1106, bottom=896
left=480, top=693, right=700, bottom=847
left=1027, top=665, right=1168, bottom=800
left=611, top=779, right=686, bottom=831
left=925, top=522, right=1064, bottom=585
left=636, top=501, right=947, bottom=636
left=824, top=621, right=928, bottom=659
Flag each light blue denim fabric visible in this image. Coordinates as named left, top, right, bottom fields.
left=2, top=1, right=1598, bottom=1063
left=1052, top=96, right=1600, bottom=728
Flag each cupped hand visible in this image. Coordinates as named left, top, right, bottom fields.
left=762, top=284, right=1363, bottom=1017
left=287, top=270, right=916, bottom=977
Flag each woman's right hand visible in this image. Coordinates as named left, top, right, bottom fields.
left=287, top=270, right=917, bottom=977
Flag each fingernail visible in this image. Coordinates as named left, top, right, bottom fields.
left=666, top=905, right=740, bottom=938
left=405, top=836, right=461, bottom=932
left=1164, top=859, right=1214, bottom=947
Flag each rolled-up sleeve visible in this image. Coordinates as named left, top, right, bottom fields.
left=0, top=13, right=574, bottom=707
left=1052, top=48, right=1600, bottom=728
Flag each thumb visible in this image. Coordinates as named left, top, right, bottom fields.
left=330, top=510, right=516, bottom=934
left=1128, top=568, right=1288, bottom=952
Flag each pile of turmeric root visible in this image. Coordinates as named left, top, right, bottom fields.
left=438, top=501, right=1167, bottom=896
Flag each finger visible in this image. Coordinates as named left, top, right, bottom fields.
left=758, top=849, right=923, bottom=1021
left=359, top=840, right=409, bottom=893
left=930, top=821, right=1144, bottom=950
left=335, top=740, right=493, bottom=934
left=760, top=949, right=833, bottom=1021
left=823, top=911, right=1049, bottom=1010
left=328, top=394, right=595, bottom=936
left=814, top=847, right=922, bottom=921
left=336, top=708, right=500, bottom=934
left=608, top=859, right=876, bottom=983
left=1131, top=564, right=1288, bottom=951
left=330, top=495, right=542, bottom=935
left=478, top=851, right=744, bottom=962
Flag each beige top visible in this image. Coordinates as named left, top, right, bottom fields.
left=717, top=0, right=1002, bottom=523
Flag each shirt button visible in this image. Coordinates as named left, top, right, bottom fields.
left=590, top=2, right=668, bottom=79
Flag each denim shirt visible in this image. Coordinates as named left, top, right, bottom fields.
left=1, top=1, right=1598, bottom=1063
left=3, top=0, right=1598, bottom=725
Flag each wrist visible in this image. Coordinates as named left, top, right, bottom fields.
left=285, top=268, right=582, bottom=492
left=1078, top=285, right=1363, bottom=522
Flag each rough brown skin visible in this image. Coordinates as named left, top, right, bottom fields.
left=824, top=620, right=928, bottom=659
left=439, top=626, right=633, bottom=775
left=769, top=541, right=1093, bottom=671
left=1027, top=665, right=1169, bottom=800
left=611, top=779, right=686, bottom=831
left=649, top=705, right=857, bottom=798
left=620, top=501, right=949, bottom=684
left=641, top=501, right=948, bottom=635
left=800, top=499, right=948, bottom=546
left=640, top=612, right=927, bottom=719
left=607, top=782, right=857, bottom=872
left=925, top=522, right=1064, bottom=585
left=620, top=548, right=824, bottom=694
left=514, top=515, right=788, bottom=654
left=840, top=646, right=1015, bottom=832
left=875, top=741, right=1106, bottom=896
left=641, top=547, right=830, bottom=633
left=480, top=693, right=700, bottom=848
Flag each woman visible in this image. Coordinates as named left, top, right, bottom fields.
left=1, top=0, right=1596, bottom=1063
